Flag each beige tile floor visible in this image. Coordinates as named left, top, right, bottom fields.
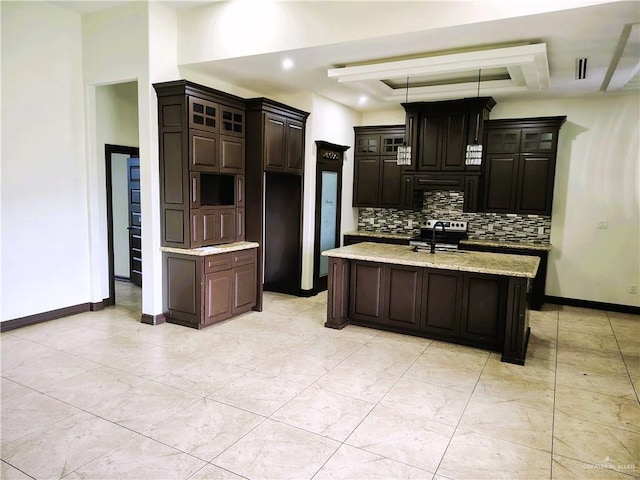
left=1, top=281, right=639, bottom=480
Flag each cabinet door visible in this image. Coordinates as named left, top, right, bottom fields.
left=220, top=105, right=245, bottom=137
left=353, top=156, right=380, bottom=207
left=463, top=175, right=480, bottom=212
left=165, top=254, right=202, bottom=324
left=217, top=207, right=237, bottom=244
left=380, top=132, right=405, bottom=155
left=384, top=265, right=422, bottom=330
left=418, top=115, right=440, bottom=170
left=191, top=211, right=203, bottom=248
left=204, top=270, right=232, bottom=324
left=236, top=174, right=245, bottom=207
left=461, top=273, right=505, bottom=348
left=232, top=262, right=257, bottom=314
left=264, top=113, right=286, bottom=171
left=482, top=154, right=519, bottom=212
left=400, top=175, right=415, bottom=210
left=219, top=135, right=244, bottom=173
left=378, top=157, right=403, bottom=208
left=189, top=97, right=219, bottom=133
left=190, top=130, right=219, bottom=171
left=236, top=207, right=245, bottom=241
left=201, top=209, right=218, bottom=245
left=286, top=119, right=304, bottom=174
left=520, top=127, right=558, bottom=153
left=422, top=270, right=462, bottom=336
left=485, top=128, right=521, bottom=154
left=440, top=112, right=468, bottom=171
left=349, top=261, right=384, bottom=323
left=516, top=154, right=555, bottom=215
left=355, top=133, right=380, bottom=155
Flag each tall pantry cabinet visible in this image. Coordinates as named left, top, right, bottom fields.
left=154, top=80, right=258, bottom=329
left=245, top=98, right=310, bottom=309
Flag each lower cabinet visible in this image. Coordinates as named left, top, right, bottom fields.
left=459, top=243, right=547, bottom=310
left=349, top=262, right=421, bottom=330
left=348, top=262, right=510, bottom=352
left=164, top=247, right=257, bottom=329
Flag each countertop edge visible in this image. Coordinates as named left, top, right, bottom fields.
left=324, top=243, right=539, bottom=278
left=160, top=241, right=259, bottom=256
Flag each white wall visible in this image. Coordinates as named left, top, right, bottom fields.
left=492, top=94, right=639, bottom=307
left=1, top=2, right=89, bottom=320
left=299, top=94, right=361, bottom=290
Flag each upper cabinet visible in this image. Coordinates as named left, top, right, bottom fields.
left=352, top=126, right=405, bottom=208
left=482, top=116, right=566, bottom=216
left=254, top=103, right=308, bottom=175
left=154, top=80, right=247, bottom=248
left=402, top=97, right=495, bottom=172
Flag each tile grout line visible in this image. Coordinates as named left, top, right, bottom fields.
left=431, top=347, right=492, bottom=479
left=607, top=311, right=640, bottom=404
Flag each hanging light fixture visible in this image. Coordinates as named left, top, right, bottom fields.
left=396, top=76, right=412, bottom=166
left=465, top=69, right=483, bottom=166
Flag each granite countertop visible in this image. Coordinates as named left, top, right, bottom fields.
left=161, top=241, right=259, bottom=256
left=344, top=230, right=414, bottom=240
left=323, top=242, right=540, bottom=278
left=460, top=239, right=552, bottom=251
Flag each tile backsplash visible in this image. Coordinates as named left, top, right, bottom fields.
left=357, top=190, right=551, bottom=244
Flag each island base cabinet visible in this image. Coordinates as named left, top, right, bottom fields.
left=163, top=248, right=257, bottom=329
left=325, top=257, right=530, bottom=364
left=346, top=261, right=421, bottom=331
left=325, top=258, right=350, bottom=329
left=461, top=274, right=506, bottom=350
left=501, top=277, right=530, bottom=365
left=422, top=271, right=462, bottom=337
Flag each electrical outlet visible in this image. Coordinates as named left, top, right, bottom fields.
left=598, top=220, right=608, bottom=229
left=538, top=227, right=545, bottom=235
left=487, top=224, right=494, bottom=232
left=630, top=285, right=638, bottom=295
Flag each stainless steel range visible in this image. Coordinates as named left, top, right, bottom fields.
left=409, top=219, right=468, bottom=252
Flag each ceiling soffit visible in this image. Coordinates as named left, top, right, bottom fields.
left=327, top=43, right=550, bottom=102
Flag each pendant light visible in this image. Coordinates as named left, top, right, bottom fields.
left=396, top=76, right=412, bottom=166
left=465, top=69, right=483, bottom=166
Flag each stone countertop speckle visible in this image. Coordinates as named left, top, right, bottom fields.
left=161, top=241, right=259, bottom=256
left=461, top=239, right=552, bottom=251
left=344, top=230, right=415, bottom=240
left=323, top=242, right=539, bottom=278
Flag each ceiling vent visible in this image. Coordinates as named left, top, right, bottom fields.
left=576, top=57, right=588, bottom=80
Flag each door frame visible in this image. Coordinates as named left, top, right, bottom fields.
left=105, top=144, right=140, bottom=306
left=313, top=141, right=349, bottom=293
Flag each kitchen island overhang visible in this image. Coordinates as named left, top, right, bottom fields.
left=322, top=242, right=540, bottom=365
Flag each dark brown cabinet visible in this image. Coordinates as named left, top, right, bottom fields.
left=349, top=261, right=421, bottom=331
left=154, top=80, right=247, bottom=248
left=482, top=117, right=566, bottom=215
left=422, top=270, right=462, bottom=336
left=460, top=242, right=548, bottom=310
left=352, top=126, right=405, bottom=208
left=163, top=248, right=257, bottom=329
left=344, top=260, right=512, bottom=352
left=264, top=113, right=305, bottom=174
left=402, top=98, right=495, bottom=173
left=245, top=98, right=309, bottom=307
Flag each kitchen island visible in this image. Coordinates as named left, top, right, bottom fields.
left=323, top=242, right=539, bottom=365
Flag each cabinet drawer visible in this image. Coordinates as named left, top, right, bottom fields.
left=233, top=248, right=256, bottom=267
left=205, top=253, right=232, bottom=273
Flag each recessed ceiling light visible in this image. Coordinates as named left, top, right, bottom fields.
left=282, top=58, right=294, bottom=70
left=358, top=95, right=368, bottom=105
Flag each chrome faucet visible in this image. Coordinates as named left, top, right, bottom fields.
left=430, top=221, right=446, bottom=254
